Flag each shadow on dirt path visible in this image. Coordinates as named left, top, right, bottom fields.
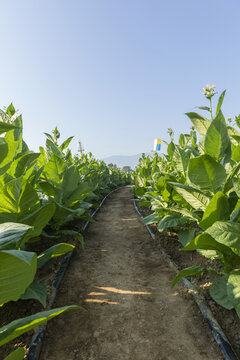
left=41, top=186, right=222, bottom=360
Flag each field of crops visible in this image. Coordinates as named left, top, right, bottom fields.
left=2, top=85, right=240, bottom=359
left=134, top=85, right=240, bottom=324
left=0, top=104, right=131, bottom=359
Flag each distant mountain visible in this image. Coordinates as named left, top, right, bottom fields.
left=103, top=152, right=152, bottom=170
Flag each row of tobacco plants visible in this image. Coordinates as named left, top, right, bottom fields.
left=0, top=105, right=131, bottom=360
left=134, top=85, right=240, bottom=320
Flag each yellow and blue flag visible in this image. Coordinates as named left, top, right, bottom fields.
left=153, top=138, right=161, bottom=151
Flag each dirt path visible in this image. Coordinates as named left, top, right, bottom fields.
left=41, top=186, right=222, bottom=360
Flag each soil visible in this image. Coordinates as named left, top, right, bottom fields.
left=40, top=186, right=222, bottom=360
left=138, top=205, right=240, bottom=357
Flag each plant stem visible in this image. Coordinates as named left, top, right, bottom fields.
left=209, top=98, right=213, bottom=120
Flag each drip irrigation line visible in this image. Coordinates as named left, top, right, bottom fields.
left=132, top=198, right=155, bottom=240
left=132, top=197, right=239, bottom=360
left=27, top=185, right=127, bottom=360
left=82, top=185, right=126, bottom=231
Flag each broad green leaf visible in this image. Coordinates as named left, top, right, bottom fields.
left=0, top=178, right=21, bottom=213
left=231, top=145, right=240, bottom=162
left=43, top=132, right=55, bottom=143
left=223, top=162, right=240, bottom=194
left=0, top=185, right=39, bottom=223
left=167, top=142, right=175, bottom=158
left=28, top=166, right=44, bottom=187
left=187, top=154, right=226, bottom=193
left=0, top=179, right=39, bottom=217
left=38, top=181, right=58, bottom=198
left=199, top=191, right=229, bottom=230
left=216, top=90, right=226, bottom=114
left=15, top=140, right=29, bottom=160
left=37, top=243, right=75, bottom=268
left=0, top=250, right=37, bottom=305
left=183, top=232, right=229, bottom=255
left=18, top=182, right=39, bottom=214
left=0, top=305, right=81, bottom=346
left=207, top=221, right=240, bottom=250
left=185, top=112, right=211, bottom=136
left=0, top=138, right=8, bottom=163
left=204, top=110, right=229, bottom=160
left=6, top=103, right=16, bottom=118
left=227, top=271, right=240, bottom=309
left=157, top=214, right=188, bottom=232
left=228, top=126, right=240, bottom=146
left=21, top=203, right=56, bottom=242
left=60, top=207, right=86, bottom=226
left=52, top=203, right=76, bottom=226
left=221, top=138, right=232, bottom=166
left=61, top=166, right=80, bottom=203
left=178, top=134, right=186, bottom=148
left=233, top=177, right=240, bottom=198
left=65, top=148, right=72, bottom=161
left=173, top=147, right=190, bottom=176
left=38, top=146, right=47, bottom=169
left=0, top=109, right=10, bottom=122
left=43, top=154, right=67, bottom=185
left=20, top=283, right=47, bottom=307
left=142, top=213, right=161, bottom=225
left=3, top=116, right=23, bottom=161
left=169, top=182, right=210, bottom=210
left=59, top=136, right=74, bottom=152
left=172, top=266, right=217, bottom=287
left=178, top=229, right=195, bottom=247
left=0, top=223, right=32, bottom=250
left=4, top=347, right=25, bottom=360
left=230, top=199, right=240, bottom=222
left=210, top=275, right=233, bottom=310
left=53, top=126, right=60, bottom=140
left=45, top=139, right=63, bottom=159
left=165, top=206, right=200, bottom=221
left=161, top=186, right=171, bottom=202
left=8, top=153, right=39, bottom=180
left=64, top=182, right=91, bottom=207
left=0, top=122, right=20, bottom=135
left=134, top=187, right=146, bottom=197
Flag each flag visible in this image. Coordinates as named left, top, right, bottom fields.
left=153, top=138, right=161, bottom=151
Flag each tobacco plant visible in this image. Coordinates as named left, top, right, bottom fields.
left=134, top=85, right=240, bottom=319
left=0, top=105, right=130, bottom=359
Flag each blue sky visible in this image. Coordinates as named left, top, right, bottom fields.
left=0, top=0, right=240, bottom=158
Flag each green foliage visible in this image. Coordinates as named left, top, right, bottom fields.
left=0, top=250, right=37, bottom=305
left=172, top=266, right=219, bottom=288
left=0, top=105, right=130, bottom=355
left=134, top=86, right=240, bottom=320
left=204, top=110, right=229, bottom=160
left=199, top=192, right=229, bottom=229
left=20, top=283, right=47, bottom=307
left=4, top=347, right=25, bottom=360
left=187, top=154, right=226, bottom=193
left=0, top=223, right=32, bottom=250
left=0, top=306, right=81, bottom=347
left=37, top=243, right=75, bottom=268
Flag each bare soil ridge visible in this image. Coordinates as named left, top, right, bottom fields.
left=41, top=186, right=222, bottom=360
